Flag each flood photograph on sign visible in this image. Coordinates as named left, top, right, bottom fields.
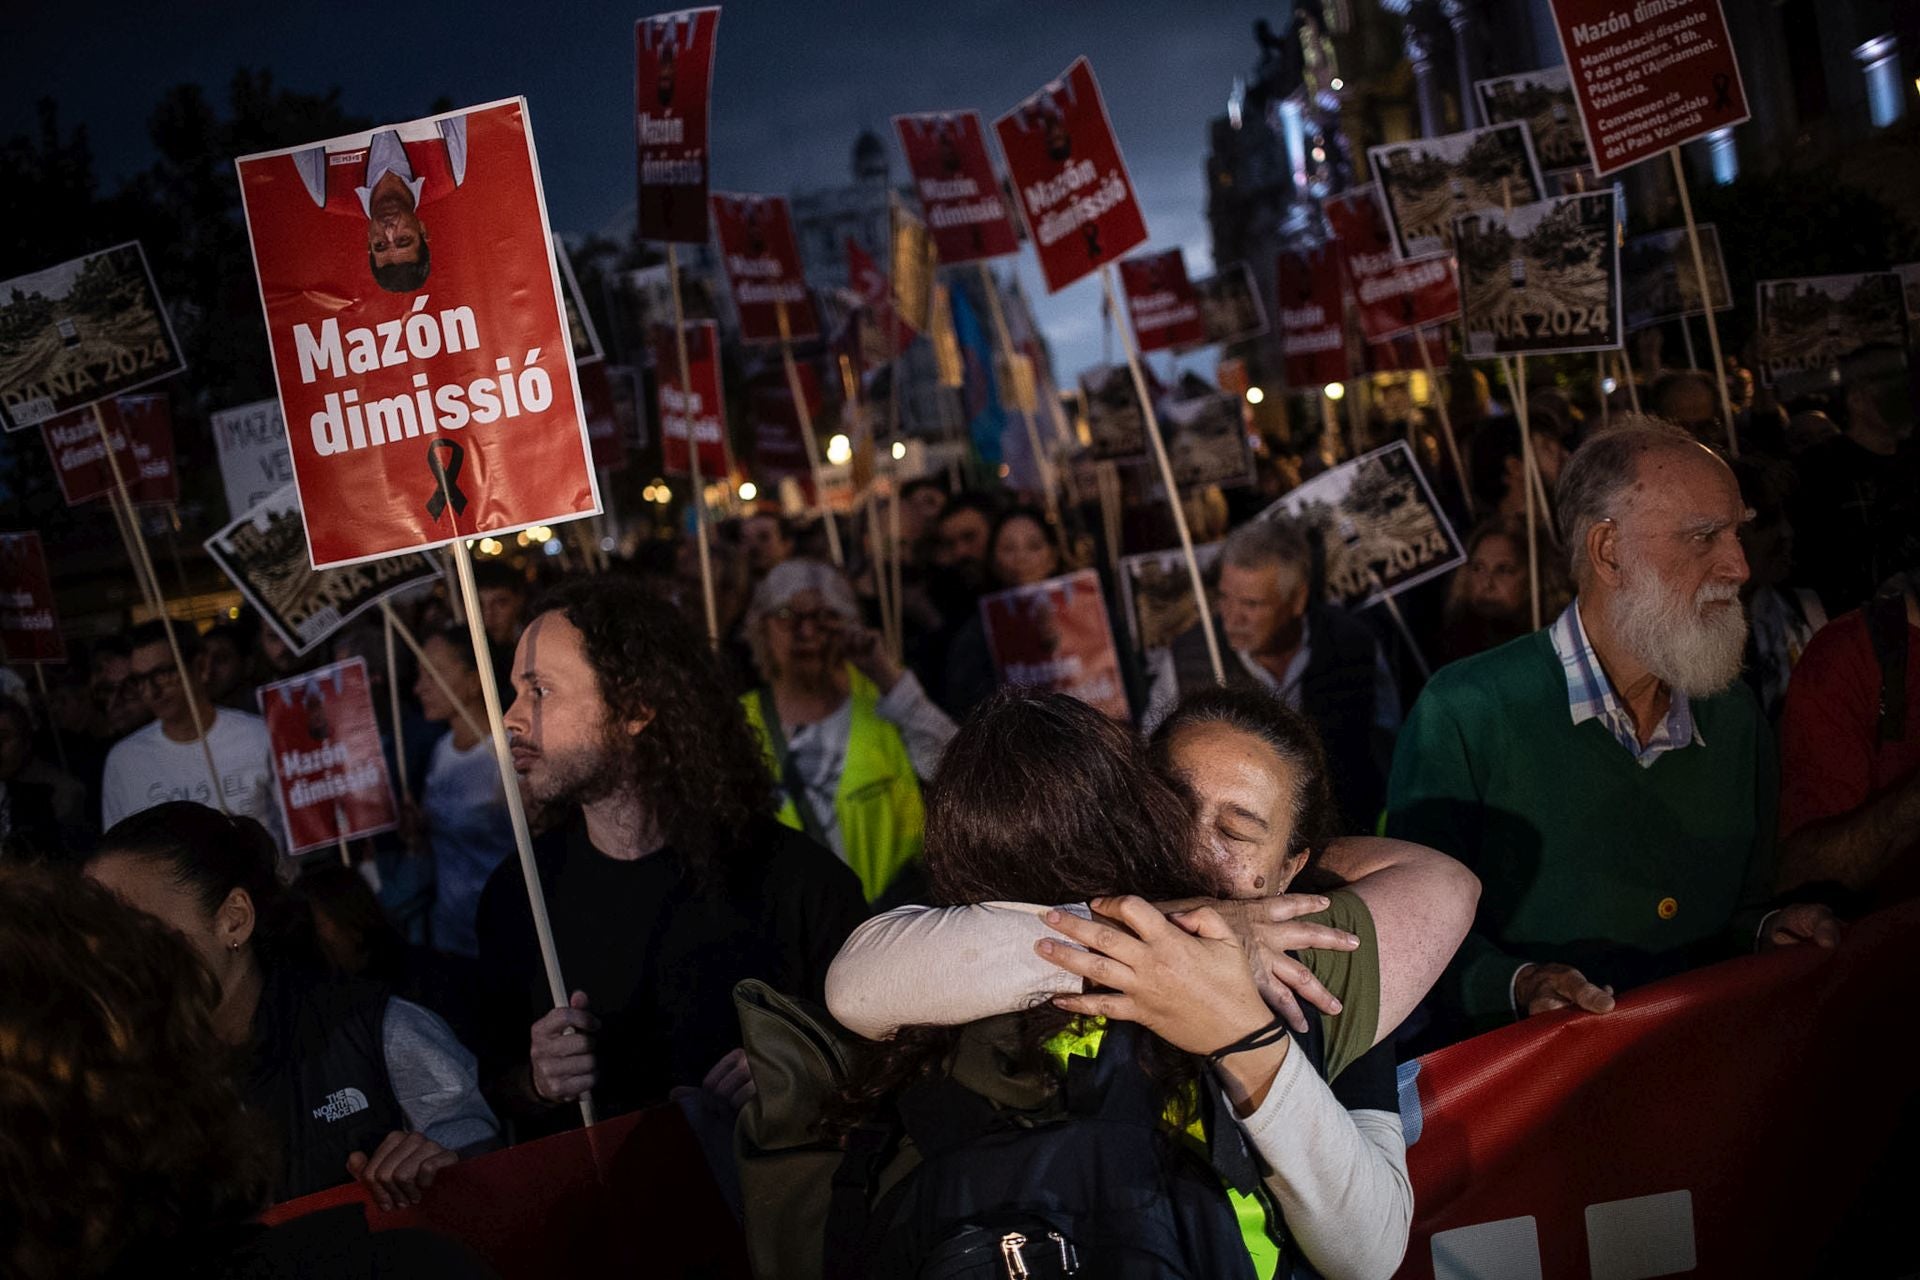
left=1367, top=122, right=1544, bottom=259
left=1455, top=190, right=1622, bottom=357
left=1193, top=263, right=1269, bottom=347
left=0, top=242, right=184, bottom=431
left=1261, top=441, right=1464, bottom=608
left=1078, top=363, right=1147, bottom=461
left=1474, top=67, right=1591, bottom=172
left=1622, top=224, right=1732, bottom=331
left=1757, top=272, right=1909, bottom=395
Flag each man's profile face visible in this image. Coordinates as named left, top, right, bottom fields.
left=366, top=169, right=427, bottom=270
left=503, top=612, right=626, bottom=823
left=1217, top=560, right=1308, bottom=655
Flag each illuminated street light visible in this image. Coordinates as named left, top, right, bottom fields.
left=1245, top=386, right=1265, bottom=405
left=826, top=433, right=852, bottom=465
left=1324, top=382, right=1346, bottom=401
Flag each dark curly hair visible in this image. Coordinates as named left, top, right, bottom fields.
left=0, top=864, right=272, bottom=1280
left=834, top=688, right=1221, bottom=1128
left=531, top=574, right=775, bottom=885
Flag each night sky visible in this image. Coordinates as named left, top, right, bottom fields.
left=10, top=1, right=1287, bottom=379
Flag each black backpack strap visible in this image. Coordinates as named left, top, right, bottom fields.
left=755, top=686, right=833, bottom=847
left=824, top=1117, right=903, bottom=1280
left=1866, top=588, right=1910, bottom=744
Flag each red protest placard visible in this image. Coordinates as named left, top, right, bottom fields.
left=40, top=392, right=178, bottom=506
left=259, top=657, right=398, bottom=856
left=893, top=111, right=1020, bottom=264
left=979, top=568, right=1130, bottom=721
left=0, top=532, right=64, bottom=664
left=1118, top=249, right=1206, bottom=352
left=576, top=360, right=627, bottom=472
left=635, top=7, right=719, bottom=244
left=651, top=320, right=727, bottom=477
left=994, top=58, right=1148, bottom=293
left=1276, top=245, right=1351, bottom=388
left=1324, top=185, right=1462, bottom=342
left=748, top=367, right=820, bottom=481
left=711, top=193, right=819, bottom=344
left=235, top=98, right=598, bottom=570
left=1548, top=0, right=1750, bottom=176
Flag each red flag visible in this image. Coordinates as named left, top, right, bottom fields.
left=994, top=58, right=1148, bottom=293
left=235, top=98, right=599, bottom=569
left=846, top=238, right=915, bottom=361
left=711, top=193, right=819, bottom=344
left=651, top=320, right=727, bottom=477
left=634, top=7, right=720, bottom=243
left=1118, top=249, right=1206, bottom=352
left=893, top=110, right=1020, bottom=264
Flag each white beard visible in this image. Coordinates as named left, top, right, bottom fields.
left=1606, top=562, right=1748, bottom=698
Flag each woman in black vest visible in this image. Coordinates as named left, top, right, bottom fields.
left=83, top=802, right=499, bottom=1207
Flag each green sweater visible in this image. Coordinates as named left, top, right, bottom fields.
left=1385, top=629, right=1777, bottom=1033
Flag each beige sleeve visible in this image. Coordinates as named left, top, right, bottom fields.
left=824, top=902, right=1090, bottom=1040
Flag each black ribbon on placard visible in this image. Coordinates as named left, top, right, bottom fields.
left=1711, top=74, right=1732, bottom=110
left=1083, top=223, right=1103, bottom=262
left=424, top=439, right=468, bottom=519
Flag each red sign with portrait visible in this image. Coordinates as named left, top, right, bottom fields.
left=40, top=392, right=178, bottom=506
left=651, top=320, right=727, bottom=477
left=994, top=58, right=1148, bottom=293
left=0, top=531, right=64, bottom=664
left=1277, top=246, right=1352, bottom=389
left=748, top=366, right=823, bottom=482
left=1324, top=186, right=1462, bottom=343
left=259, top=658, right=398, bottom=856
left=235, top=97, right=598, bottom=569
left=894, top=110, right=1020, bottom=264
left=1547, top=0, right=1750, bottom=176
left=635, top=7, right=719, bottom=244
left=980, top=568, right=1130, bottom=721
left=1118, top=249, right=1206, bottom=352
left=711, top=192, right=819, bottom=344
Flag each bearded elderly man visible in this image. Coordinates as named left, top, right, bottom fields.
left=1387, top=418, right=1838, bottom=1039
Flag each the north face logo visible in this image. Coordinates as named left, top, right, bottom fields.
left=312, top=1087, right=370, bottom=1123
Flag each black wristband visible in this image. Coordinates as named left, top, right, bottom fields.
left=1206, top=1014, right=1290, bottom=1064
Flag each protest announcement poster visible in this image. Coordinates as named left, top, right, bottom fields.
left=651, top=319, right=728, bottom=476
left=1160, top=390, right=1253, bottom=490
left=894, top=110, right=1021, bottom=264
left=1455, top=190, right=1623, bottom=358
left=1119, top=541, right=1224, bottom=657
left=211, top=398, right=296, bottom=519
left=1475, top=66, right=1592, bottom=173
left=980, top=568, right=1130, bottom=721
left=1118, top=249, right=1206, bottom=352
left=1276, top=245, right=1350, bottom=388
left=41, top=392, right=178, bottom=506
left=1323, top=185, right=1461, bottom=343
left=995, top=58, right=1148, bottom=293
left=711, top=192, right=820, bottom=343
left=206, top=485, right=442, bottom=656
left=0, top=242, right=185, bottom=432
left=1193, top=263, right=1269, bottom=347
left=1756, top=272, right=1909, bottom=395
left=1622, top=224, right=1733, bottom=331
left=1367, top=123, right=1544, bottom=259
left=1078, top=364, right=1148, bottom=461
left=1260, top=440, right=1464, bottom=608
left=235, top=97, right=598, bottom=569
left=259, top=658, right=398, bottom=856
left=0, top=532, right=64, bottom=664
left=635, top=6, right=719, bottom=244
left=1547, top=0, right=1749, bottom=176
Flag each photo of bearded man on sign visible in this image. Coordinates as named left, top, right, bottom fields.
left=291, top=116, right=470, bottom=294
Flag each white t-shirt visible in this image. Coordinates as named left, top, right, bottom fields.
left=100, top=710, right=284, bottom=848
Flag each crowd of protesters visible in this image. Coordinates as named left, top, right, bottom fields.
left=2, top=342, right=1916, bottom=1280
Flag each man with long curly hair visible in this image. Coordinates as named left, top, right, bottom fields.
left=473, top=574, right=865, bottom=1138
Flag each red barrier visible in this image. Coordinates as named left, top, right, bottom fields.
left=264, top=1103, right=748, bottom=1279
left=269, top=905, right=1920, bottom=1279
left=1395, top=900, right=1920, bottom=1279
